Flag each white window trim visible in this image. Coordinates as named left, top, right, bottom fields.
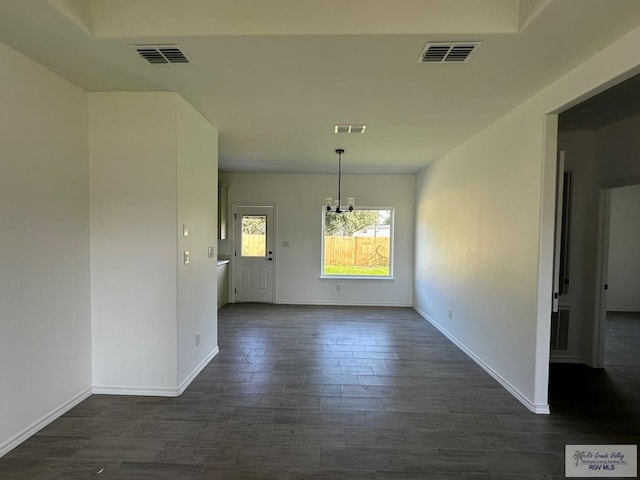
left=320, top=206, right=395, bottom=280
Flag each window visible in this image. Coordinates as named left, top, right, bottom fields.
left=241, top=215, right=267, bottom=257
left=322, top=208, right=393, bottom=278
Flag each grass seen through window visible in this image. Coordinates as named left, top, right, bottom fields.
left=323, top=265, right=390, bottom=276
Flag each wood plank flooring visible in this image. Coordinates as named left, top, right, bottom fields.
left=1, top=305, right=638, bottom=479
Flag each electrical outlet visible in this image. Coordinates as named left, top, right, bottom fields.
left=184, top=251, right=190, bottom=265
left=195, top=332, right=200, bottom=346
left=183, top=224, right=189, bottom=237
left=208, top=246, right=214, bottom=258
left=448, top=309, right=453, bottom=320
left=336, top=284, right=341, bottom=292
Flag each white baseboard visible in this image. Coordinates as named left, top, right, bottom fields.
left=0, top=386, right=92, bottom=458
left=92, top=346, right=220, bottom=398
left=178, top=346, right=220, bottom=395
left=276, top=300, right=413, bottom=307
left=92, top=385, right=181, bottom=396
left=413, top=305, right=550, bottom=415
left=549, top=356, right=585, bottom=364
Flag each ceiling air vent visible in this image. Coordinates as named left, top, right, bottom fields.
left=131, top=45, right=190, bottom=64
left=418, top=42, right=481, bottom=63
left=335, top=124, right=366, bottom=134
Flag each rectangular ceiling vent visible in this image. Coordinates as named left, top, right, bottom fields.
left=418, top=42, right=481, bottom=63
left=335, top=124, right=366, bottom=134
left=131, top=45, right=190, bottom=64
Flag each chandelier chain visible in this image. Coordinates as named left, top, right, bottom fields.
left=325, top=148, right=353, bottom=214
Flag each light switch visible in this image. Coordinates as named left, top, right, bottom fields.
left=282, top=241, right=289, bottom=247
left=184, top=251, right=190, bottom=265
left=208, top=246, right=214, bottom=258
left=183, top=224, right=189, bottom=237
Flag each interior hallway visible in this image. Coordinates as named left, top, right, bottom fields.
left=1, top=305, right=638, bottom=479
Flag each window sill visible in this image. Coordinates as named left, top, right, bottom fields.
left=319, top=275, right=394, bottom=280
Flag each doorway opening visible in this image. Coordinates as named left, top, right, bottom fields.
left=598, top=184, right=640, bottom=368
left=548, top=72, right=640, bottom=423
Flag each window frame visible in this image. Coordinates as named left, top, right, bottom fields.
left=320, top=206, right=394, bottom=280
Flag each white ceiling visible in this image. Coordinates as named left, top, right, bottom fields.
left=1, top=0, right=640, bottom=174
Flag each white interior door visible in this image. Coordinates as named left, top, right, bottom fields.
left=550, top=151, right=574, bottom=357
left=591, top=188, right=612, bottom=367
left=234, top=206, right=275, bottom=303
left=552, top=151, right=565, bottom=314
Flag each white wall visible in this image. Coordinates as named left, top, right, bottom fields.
left=90, top=92, right=219, bottom=395
left=0, top=42, right=92, bottom=455
left=599, top=114, right=640, bottom=312
left=176, top=97, right=219, bottom=386
left=414, top=109, right=547, bottom=412
left=599, top=113, right=640, bottom=186
left=219, top=172, right=414, bottom=306
left=414, top=24, right=640, bottom=413
left=90, top=92, right=179, bottom=393
left=607, top=184, right=640, bottom=311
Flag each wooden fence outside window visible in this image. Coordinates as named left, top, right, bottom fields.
left=242, top=234, right=390, bottom=267
left=324, top=236, right=390, bottom=267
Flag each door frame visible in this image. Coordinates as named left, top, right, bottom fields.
left=551, top=151, right=565, bottom=315
left=231, top=203, right=277, bottom=304
left=590, top=188, right=611, bottom=367
left=589, top=178, right=640, bottom=366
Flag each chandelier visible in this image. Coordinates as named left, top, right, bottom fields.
left=324, top=149, right=354, bottom=214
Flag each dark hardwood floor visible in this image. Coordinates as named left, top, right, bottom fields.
left=1, top=305, right=638, bottom=479
left=548, top=312, right=640, bottom=434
